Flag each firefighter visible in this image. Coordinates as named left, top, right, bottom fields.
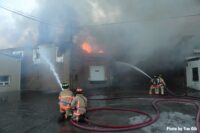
left=158, top=74, right=166, bottom=95
left=58, top=83, right=74, bottom=122
left=71, top=87, right=87, bottom=122
left=149, top=75, right=160, bottom=95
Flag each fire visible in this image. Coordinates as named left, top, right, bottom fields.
left=81, top=42, right=92, bottom=53
left=81, top=41, right=105, bottom=54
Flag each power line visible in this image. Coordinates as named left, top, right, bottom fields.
left=1, top=3, right=200, bottom=29
left=0, top=0, right=41, bottom=19
left=79, top=12, right=200, bottom=27
left=0, top=5, right=46, bottom=24
left=0, top=4, right=66, bottom=30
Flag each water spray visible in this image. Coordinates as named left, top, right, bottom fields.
left=38, top=47, right=63, bottom=91
left=116, top=61, right=183, bottom=96
left=117, top=61, right=152, bottom=79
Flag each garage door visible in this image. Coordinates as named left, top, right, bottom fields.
left=89, top=65, right=106, bottom=81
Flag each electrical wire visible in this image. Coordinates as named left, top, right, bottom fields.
left=1, top=3, right=200, bottom=28
left=0, top=4, right=66, bottom=30
left=0, top=5, right=47, bottom=24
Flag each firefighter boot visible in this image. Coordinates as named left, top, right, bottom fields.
left=78, top=114, right=87, bottom=123
left=58, top=112, right=66, bottom=123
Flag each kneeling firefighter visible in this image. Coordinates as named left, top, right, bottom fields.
left=58, top=83, right=74, bottom=122
left=71, top=88, right=87, bottom=122
left=149, top=76, right=160, bottom=95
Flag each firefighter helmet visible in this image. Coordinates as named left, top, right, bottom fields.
left=76, top=87, right=83, bottom=94
left=62, top=83, right=69, bottom=89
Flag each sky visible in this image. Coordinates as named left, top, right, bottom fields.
left=0, top=0, right=39, bottom=49
left=0, top=0, right=200, bottom=67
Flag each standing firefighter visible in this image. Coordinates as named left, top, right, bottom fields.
left=58, top=83, right=74, bottom=122
left=71, top=88, right=87, bottom=122
left=149, top=76, right=160, bottom=95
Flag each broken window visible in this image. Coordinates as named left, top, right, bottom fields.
left=192, top=67, right=199, bottom=81
left=56, top=47, right=64, bottom=63
left=0, top=75, right=10, bottom=86
left=33, top=48, right=40, bottom=64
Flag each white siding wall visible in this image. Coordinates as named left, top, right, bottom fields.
left=186, top=60, right=200, bottom=90
left=0, top=54, right=21, bottom=92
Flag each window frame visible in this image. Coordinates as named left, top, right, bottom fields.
left=56, top=47, right=64, bottom=63
left=33, top=49, right=41, bottom=64
left=0, top=75, right=10, bottom=86
left=192, top=67, right=199, bottom=82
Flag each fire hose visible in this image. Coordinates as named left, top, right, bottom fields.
left=70, top=96, right=200, bottom=132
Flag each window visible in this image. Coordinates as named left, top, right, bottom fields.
left=56, top=47, right=64, bottom=63
left=0, top=76, right=10, bottom=86
left=33, top=49, right=40, bottom=64
left=12, top=51, right=24, bottom=58
left=192, top=67, right=199, bottom=81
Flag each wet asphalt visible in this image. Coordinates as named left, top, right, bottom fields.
left=0, top=89, right=199, bottom=133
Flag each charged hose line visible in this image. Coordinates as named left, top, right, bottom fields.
left=84, top=108, right=153, bottom=128
left=70, top=96, right=200, bottom=132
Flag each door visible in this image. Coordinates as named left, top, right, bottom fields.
left=89, top=65, right=106, bottom=81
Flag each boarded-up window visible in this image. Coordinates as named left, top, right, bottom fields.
left=192, top=67, right=199, bottom=81
left=0, top=75, right=10, bottom=86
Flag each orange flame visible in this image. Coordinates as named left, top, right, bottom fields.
left=81, top=42, right=92, bottom=53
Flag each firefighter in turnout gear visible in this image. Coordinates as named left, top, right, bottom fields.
left=71, top=88, right=87, bottom=122
left=149, top=76, right=160, bottom=95
left=58, top=83, right=74, bottom=122
left=149, top=75, right=166, bottom=95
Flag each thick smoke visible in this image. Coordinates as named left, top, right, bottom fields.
left=1, top=0, right=200, bottom=70
left=73, top=0, right=200, bottom=80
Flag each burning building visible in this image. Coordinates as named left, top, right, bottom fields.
left=0, top=41, right=115, bottom=92
left=70, top=41, right=115, bottom=90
